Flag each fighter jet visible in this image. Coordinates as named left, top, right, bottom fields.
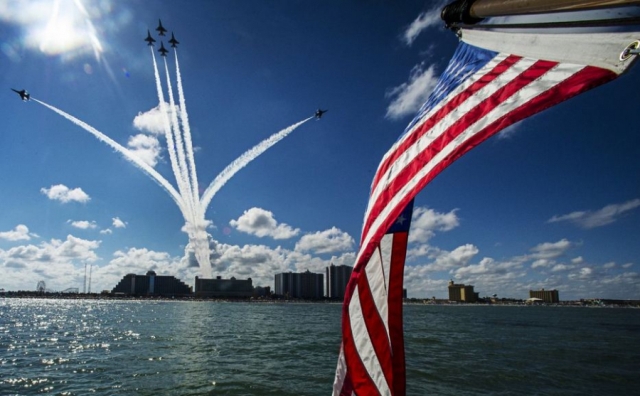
left=315, top=109, right=328, bottom=119
left=144, top=30, right=156, bottom=46
left=11, top=88, right=30, bottom=101
left=158, top=42, right=169, bottom=57
left=156, top=19, right=167, bottom=36
left=168, top=32, right=179, bottom=48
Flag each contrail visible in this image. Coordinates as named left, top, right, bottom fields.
left=151, top=48, right=194, bottom=217
left=174, top=50, right=200, bottom=213
left=171, top=49, right=216, bottom=278
left=200, top=117, right=313, bottom=213
left=165, top=53, right=212, bottom=278
left=163, top=57, right=197, bottom=218
left=32, top=98, right=186, bottom=212
left=31, top=43, right=313, bottom=280
left=152, top=48, right=210, bottom=278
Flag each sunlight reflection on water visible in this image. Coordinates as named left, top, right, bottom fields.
left=1, top=299, right=639, bottom=395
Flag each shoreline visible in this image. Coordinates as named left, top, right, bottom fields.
left=2, top=292, right=639, bottom=307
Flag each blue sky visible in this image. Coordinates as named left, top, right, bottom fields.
left=1, top=1, right=639, bottom=300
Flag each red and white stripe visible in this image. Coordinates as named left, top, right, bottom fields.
left=334, top=46, right=616, bottom=395
left=334, top=231, right=409, bottom=396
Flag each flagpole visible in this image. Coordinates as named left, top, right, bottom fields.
left=442, top=0, right=640, bottom=26
left=472, top=0, right=640, bottom=17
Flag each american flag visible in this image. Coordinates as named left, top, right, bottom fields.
left=333, top=201, right=413, bottom=396
left=333, top=27, right=638, bottom=395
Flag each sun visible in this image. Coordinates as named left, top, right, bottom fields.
left=6, top=0, right=105, bottom=59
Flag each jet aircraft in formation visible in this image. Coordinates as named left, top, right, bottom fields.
left=158, top=42, right=169, bottom=57
left=144, top=30, right=156, bottom=46
left=315, top=109, right=328, bottom=119
left=156, top=19, right=167, bottom=36
left=145, top=20, right=177, bottom=54
left=11, top=89, right=30, bottom=101
left=169, top=32, right=179, bottom=48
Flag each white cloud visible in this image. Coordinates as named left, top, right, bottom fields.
left=423, top=243, right=479, bottom=272
left=454, top=256, right=525, bottom=278
left=133, top=103, right=178, bottom=135
left=0, top=234, right=101, bottom=290
left=531, top=259, right=551, bottom=269
left=41, top=184, right=90, bottom=203
left=0, top=225, right=37, bottom=241
left=401, top=4, right=446, bottom=46
left=548, top=199, right=640, bottom=229
left=551, top=264, right=573, bottom=272
left=295, top=227, right=355, bottom=255
left=54, top=235, right=101, bottom=260
left=230, top=208, right=300, bottom=240
left=68, top=220, right=98, bottom=230
left=108, top=248, right=175, bottom=272
left=409, top=206, right=459, bottom=243
left=213, top=243, right=290, bottom=281
left=1, top=226, right=639, bottom=299
left=187, top=238, right=356, bottom=288
left=407, top=244, right=437, bottom=260
left=568, top=267, right=595, bottom=280
left=112, top=217, right=127, bottom=229
left=496, top=122, right=523, bottom=140
left=97, top=247, right=188, bottom=292
left=100, top=229, right=113, bottom=235
left=603, top=262, right=616, bottom=269
left=622, top=263, right=633, bottom=269
left=529, top=239, right=572, bottom=260
left=404, top=253, right=529, bottom=299
left=127, top=133, right=161, bottom=167
left=129, top=104, right=184, bottom=168
left=528, top=240, right=574, bottom=271
left=386, top=62, right=439, bottom=119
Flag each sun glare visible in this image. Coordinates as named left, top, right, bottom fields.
left=7, top=0, right=105, bottom=59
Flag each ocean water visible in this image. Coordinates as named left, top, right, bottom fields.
left=1, top=299, right=638, bottom=395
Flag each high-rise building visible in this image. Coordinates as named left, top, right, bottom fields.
left=529, top=289, right=559, bottom=303
left=111, top=271, right=192, bottom=296
left=275, top=270, right=324, bottom=299
left=326, top=264, right=353, bottom=299
left=448, top=280, right=478, bottom=302
left=194, top=276, right=253, bottom=298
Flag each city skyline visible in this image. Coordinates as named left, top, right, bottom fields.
left=1, top=2, right=639, bottom=300
left=8, top=266, right=637, bottom=303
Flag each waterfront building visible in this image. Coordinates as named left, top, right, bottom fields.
left=253, top=286, right=271, bottom=297
left=529, top=289, right=560, bottom=303
left=195, top=276, right=253, bottom=298
left=111, top=271, right=192, bottom=296
left=275, top=270, right=324, bottom=299
left=325, top=264, right=352, bottom=299
left=448, top=280, right=478, bottom=302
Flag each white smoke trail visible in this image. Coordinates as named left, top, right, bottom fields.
left=163, top=58, right=197, bottom=217
left=163, top=54, right=211, bottom=278
left=174, top=50, right=200, bottom=210
left=172, top=50, right=211, bottom=275
left=151, top=48, right=194, bottom=217
left=33, top=49, right=312, bottom=280
left=200, top=117, right=312, bottom=213
left=33, top=98, right=186, bottom=212
left=152, top=48, right=210, bottom=277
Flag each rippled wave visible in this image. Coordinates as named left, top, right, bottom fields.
left=1, top=299, right=638, bottom=395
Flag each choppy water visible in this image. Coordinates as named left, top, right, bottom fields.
left=1, top=299, right=638, bottom=395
